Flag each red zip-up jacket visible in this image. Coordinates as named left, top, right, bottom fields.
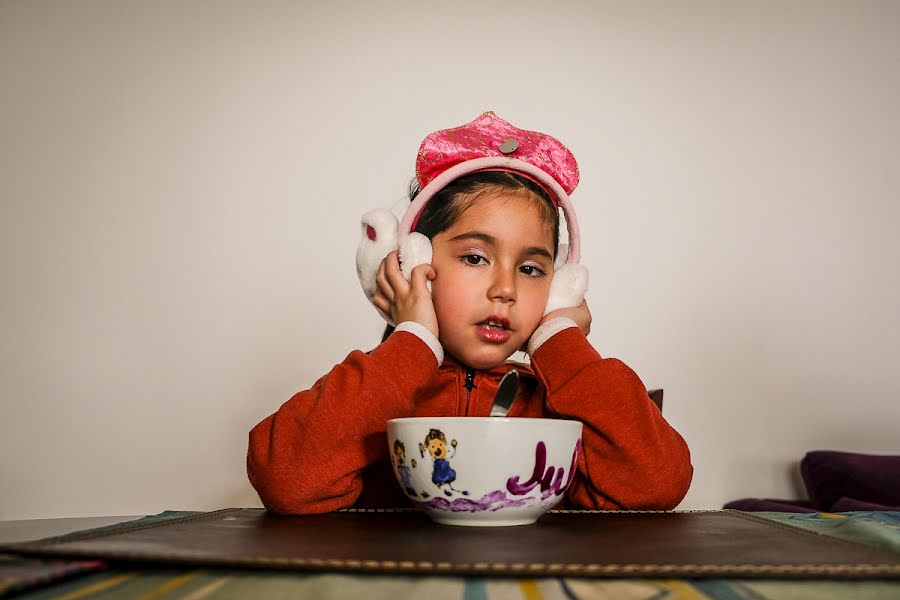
left=247, top=327, right=693, bottom=514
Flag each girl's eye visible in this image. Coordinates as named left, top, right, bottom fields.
left=462, top=254, right=488, bottom=266
left=520, top=264, right=547, bottom=278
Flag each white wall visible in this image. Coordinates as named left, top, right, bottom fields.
left=1, top=0, right=898, bottom=519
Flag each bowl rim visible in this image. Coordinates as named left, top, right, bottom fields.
left=387, top=416, right=583, bottom=427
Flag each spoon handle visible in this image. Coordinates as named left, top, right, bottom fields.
left=490, top=369, right=519, bottom=417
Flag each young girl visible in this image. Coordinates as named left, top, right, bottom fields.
left=247, top=112, right=692, bottom=514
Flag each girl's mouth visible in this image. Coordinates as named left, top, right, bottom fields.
left=475, top=317, right=512, bottom=344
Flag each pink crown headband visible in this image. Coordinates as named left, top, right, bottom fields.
left=398, top=111, right=582, bottom=264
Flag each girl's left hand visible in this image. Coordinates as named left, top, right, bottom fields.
left=543, top=299, right=592, bottom=337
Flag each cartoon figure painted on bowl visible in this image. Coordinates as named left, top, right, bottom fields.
left=419, top=428, right=469, bottom=498
left=387, top=417, right=583, bottom=526
left=392, top=440, right=417, bottom=497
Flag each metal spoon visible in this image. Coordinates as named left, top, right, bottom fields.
left=490, top=369, right=519, bottom=417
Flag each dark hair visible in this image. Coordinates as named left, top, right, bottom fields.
left=413, top=171, right=559, bottom=250
left=382, top=171, right=559, bottom=342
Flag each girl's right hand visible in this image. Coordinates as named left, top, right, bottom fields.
left=373, top=251, right=439, bottom=338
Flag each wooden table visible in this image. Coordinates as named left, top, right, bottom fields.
left=0, top=516, right=140, bottom=544
left=2, top=511, right=899, bottom=600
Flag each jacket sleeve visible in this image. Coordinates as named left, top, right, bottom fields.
left=247, top=332, right=439, bottom=514
left=529, top=327, right=693, bottom=510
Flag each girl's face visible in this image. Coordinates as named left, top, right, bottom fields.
left=429, top=191, right=555, bottom=369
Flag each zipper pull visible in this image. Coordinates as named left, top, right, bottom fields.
left=463, top=367, right=477, bottom=415
left=464, top=368, right=476, bottom=392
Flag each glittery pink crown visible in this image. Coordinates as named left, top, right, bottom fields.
left=399, top=111, right=583, bottom=264
left=416, top=111, right=580, bottom=195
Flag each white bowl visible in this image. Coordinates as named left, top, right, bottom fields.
left=386, top=417, right=583, bottom=526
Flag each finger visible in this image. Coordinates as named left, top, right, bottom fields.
left=383, top=250, right=409, bottom=291
left=409, top=263, right=435, bottom=292
left=375, top=254, right=387, bottom=280
left=581, top=299, right=592, bottom=318
left=373, top=292, right=391, bottom=314
left=375, top=263, right=394, bottom=302
left=580, top=300, right=592, bottom=336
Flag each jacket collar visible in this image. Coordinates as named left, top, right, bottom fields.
left=440, top=352, right=536, bottom=381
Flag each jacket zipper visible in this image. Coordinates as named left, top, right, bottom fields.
left=463, top=367, right=477, bottom=415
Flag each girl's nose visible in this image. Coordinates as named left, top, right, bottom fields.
left=488, top=269, right=517, bottom=303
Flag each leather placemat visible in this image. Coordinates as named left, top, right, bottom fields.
left=3, top=509, right=898, bottom=578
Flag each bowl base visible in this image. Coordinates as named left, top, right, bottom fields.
left=429, top=515, right=537, bottom=527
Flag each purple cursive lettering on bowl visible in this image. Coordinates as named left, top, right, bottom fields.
left=506, top=440, right=581, bottom=499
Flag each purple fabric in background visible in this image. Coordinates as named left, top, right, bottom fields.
left=830, top=497, right=900, bottom=512
left=723, top=498, right=818, bottom=513
left=724, top=450, right=900, bottom=512
left=802, top=450, right=900, bottom=510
